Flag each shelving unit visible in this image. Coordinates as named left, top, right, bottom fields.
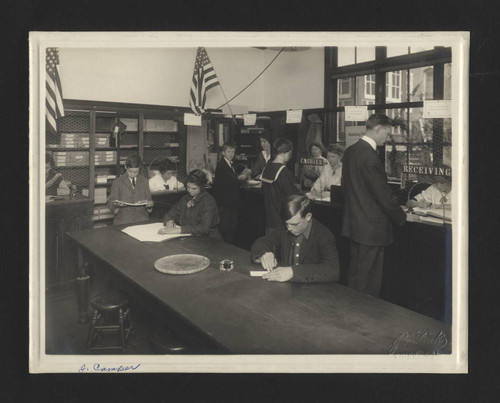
left=49, top=100, right=190, bottom=227
left=212, top=115, right=272, bottom=170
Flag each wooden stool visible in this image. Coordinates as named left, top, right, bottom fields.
left=150, top=327, right=187, bottom=354
left=86, top=291, right=134, bottom=353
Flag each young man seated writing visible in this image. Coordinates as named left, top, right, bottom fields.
left=251, top=195, right=340, bottom=283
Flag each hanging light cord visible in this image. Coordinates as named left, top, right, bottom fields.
left=215, top=48, right=284, bottom=110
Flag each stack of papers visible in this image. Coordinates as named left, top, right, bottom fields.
left=121, top=222, right=191, bottom=242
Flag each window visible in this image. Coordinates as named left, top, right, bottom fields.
left=365, top=74, right=375, bottom=97
left=330, top=47, right=452, bottom=188
left=386, top=71, right=402, bottom=102
left=338, top=78, right=352, bottom=98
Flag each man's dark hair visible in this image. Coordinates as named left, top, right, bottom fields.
left=222, top=142, right=237, bottom=152
left=125, top=154, right=142, bottom=168
left=366, top=113, right=392, bottom=130
left=281, top=195, right=312, bottom=221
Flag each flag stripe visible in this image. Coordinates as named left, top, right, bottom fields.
left=189, top=47, right=220, bottom=115
left=46, top=48, right=65, bottom=134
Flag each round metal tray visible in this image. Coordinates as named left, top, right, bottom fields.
left=154, top=254, right=210, bottom=275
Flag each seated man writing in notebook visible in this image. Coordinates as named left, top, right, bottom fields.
left=250, top=195, right=340, bottom=283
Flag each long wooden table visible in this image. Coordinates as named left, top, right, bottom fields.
left=67, top=224, right=451, bottom=354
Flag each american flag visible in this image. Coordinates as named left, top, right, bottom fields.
left=46, top=48, right=65, bottom=135
left=189, top=47, right=220, bottom=115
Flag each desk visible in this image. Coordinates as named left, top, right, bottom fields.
left=45, top=195, right=93, bottom=291
left=67, top=225, right=450, bottom=354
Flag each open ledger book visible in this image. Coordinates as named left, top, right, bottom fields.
left=412, top=207, right=452, bottom=222
left=121, top=222, right=192, bottom=242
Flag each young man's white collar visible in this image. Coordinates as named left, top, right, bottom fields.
left=361, top=135, right=377, bottom=151
left=224, top=157, right=234, bottom=168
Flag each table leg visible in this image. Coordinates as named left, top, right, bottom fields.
left=76, top=246, right=90, bottom=323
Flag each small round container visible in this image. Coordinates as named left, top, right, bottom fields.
left=219, top=259, right=234, bottom=272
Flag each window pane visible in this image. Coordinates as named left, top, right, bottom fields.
left=385, top=70, right=405, bottom=103
left=409, top=107, right=432, bottom=143
left=337, top=78, right=354, bottom=106
left=338, top=47, right=355, bottom=67
left=444, top=63, right=452, bottom=100
left=409, top=66, right=434, bottom=102
left=407, top=145, right=434, bottom=181
left=386, top=108, right=408, bottom=142
left=357, top=75, right=375, bottom=105
left=385, top=144, right=407, bottom=182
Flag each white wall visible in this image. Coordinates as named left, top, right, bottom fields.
left=59, top=47, right=324, bottom=112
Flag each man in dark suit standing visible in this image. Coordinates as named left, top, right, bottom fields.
left=341, top=113, right=406, bottom=297
left=213, top=142, right=251, bottom=243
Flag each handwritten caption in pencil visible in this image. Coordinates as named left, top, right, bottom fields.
left=79, top=363, right=141, bottom=373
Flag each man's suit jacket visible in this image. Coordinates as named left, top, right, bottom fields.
left=213, top=158, right=240, bottom=207
left=251, top=218, right=340, bottom=283
left=341, top=139, right=406, bottom=246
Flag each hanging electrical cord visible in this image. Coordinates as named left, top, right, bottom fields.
left=215, top=47, right=285, bottom=111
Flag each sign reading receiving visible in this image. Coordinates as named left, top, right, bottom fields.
left=403, top=165, right=451, bottom=176
left=300, top=158, right=326, bottom=166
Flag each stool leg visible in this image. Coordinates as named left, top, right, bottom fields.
left=86, top=310, right=99, bottom=353
left=118, top=308, right=126, bottom=353
left=125, top=309, right=135, bottom=345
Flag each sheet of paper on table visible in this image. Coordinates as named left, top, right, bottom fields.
left=250, top=271, right=267, bottom=277
left=121, top=222, right=192, bottom=242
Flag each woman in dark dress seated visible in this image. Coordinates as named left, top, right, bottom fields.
left=158, top=169, right=222, bottom=240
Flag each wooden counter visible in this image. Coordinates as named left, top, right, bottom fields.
left=67, top=224, right=451, bottom=355
left=149, top=187, right=452, bottom=323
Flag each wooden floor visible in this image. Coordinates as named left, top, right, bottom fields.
left=45, top=286, right=157, bottom=355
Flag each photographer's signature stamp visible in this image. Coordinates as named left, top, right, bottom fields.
left=389, top=330, right=448, bottom=354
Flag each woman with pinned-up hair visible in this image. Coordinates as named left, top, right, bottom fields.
left=251, top=133, right=272, bottom=178
left=260, top=138, right=301, bottom=234
left=158, top=169, right=222, bottom=240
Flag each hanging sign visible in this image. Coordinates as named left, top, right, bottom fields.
left=244, top=114, right=257, bottom=126
left=423, top=100, right=452, bottom=118
left=184, top=113, right=202, bottom=126
left=345, top=105, right=368, bottom=122
left=299, top=158, right=326, bottom=166
left=286, top=109, right=303, bottom=124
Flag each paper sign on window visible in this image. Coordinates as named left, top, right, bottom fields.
left=423, top=100, right=452, bottom=118
left=345, top=106, right=368, bottom=122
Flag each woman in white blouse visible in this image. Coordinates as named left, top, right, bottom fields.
left=310, top=144, right=344, bottom=198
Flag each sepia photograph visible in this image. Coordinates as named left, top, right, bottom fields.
left=29, top=31, right=468, bottom=373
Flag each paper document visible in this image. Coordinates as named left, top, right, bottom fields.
left=122, top=222, right=192, bottom=242
left=116, top=200, right=147, bottom=206
left=411, top=207, right=451, bottom=221
left=306, top=192, right=331, bottom=203
left=250, top=271, right=267, bottom=277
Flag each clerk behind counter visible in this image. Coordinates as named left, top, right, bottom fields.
left=407, top=168, right=452, bottom=210
left=149, top=158, right=184, bottom=192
